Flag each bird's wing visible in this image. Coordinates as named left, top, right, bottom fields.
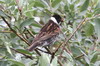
left=32, top=20, right=61, bottom=42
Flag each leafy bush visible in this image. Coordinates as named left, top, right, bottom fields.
left=0, top=0, right=100, bottom=66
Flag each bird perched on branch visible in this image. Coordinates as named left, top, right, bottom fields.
left=28, top=14, right=64, bottom=51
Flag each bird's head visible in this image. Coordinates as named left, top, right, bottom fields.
left=52, top=14, right=64, bottom=24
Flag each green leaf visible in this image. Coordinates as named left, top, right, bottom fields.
left=70, top=4, right=74, bottom=11
left=63, top=51, right=74, bottom=65
left=52, top=0, right=62, bottom=7
left=71, top=46, right=82, bottom=56
left=10, top=33, right=16, bottom=38
left=4, top=42, right=12, bottom=55
left=95, top=0, right=100, bottom=8
left=0, top=61, right=8, bottom=66
left=19, top=0, right=24, bottom=6
left=84, top=22, right=94, bottom=36
left=4, top=0, right=12, bottom=4
left=34, top=1, right=45, bottom=8
left=91, top=54, right=98, bottom=63
left=16, top=49, right=32, bottom=56
left=32, top=23, right=42, bottom=28
left=20, top=18, right=35, bottom=29
left=80, top=50, right=90, bottom=64
left=39, top=0, right=49, bottom=7
left=94, top=8, right=100, bottom=15
left=94, top=18, right=100, bottom=42
left=0, top=1, right=4, bottom=3
left=8, top=59, right=25, bottom=66
left=45, top=9, right=52, bottom=15
left=39, top=53, right=50, bottom=66
left=64, top=4, right=69, bottom=12
left=76, top=31, right=82, bottom=42
left=0, top=10, right=7, bottom=17
left=25, top=11, right=33, bottom=18
left=80, top=0, right=89, bottom=12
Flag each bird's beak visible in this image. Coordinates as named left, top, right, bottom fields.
left=59, top=18, right=64, bottom=25
left=61, top=18, right=64, bottom=22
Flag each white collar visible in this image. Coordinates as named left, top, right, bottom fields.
left=50, top=17, right=59, bottom=25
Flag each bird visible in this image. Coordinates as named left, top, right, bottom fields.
left=28, top=14, right=64, bottom=51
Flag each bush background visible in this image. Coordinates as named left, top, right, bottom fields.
left=0, top=0, right=100, bottom=66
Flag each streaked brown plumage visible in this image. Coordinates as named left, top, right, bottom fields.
left=28, top=14, right=63, bottom=51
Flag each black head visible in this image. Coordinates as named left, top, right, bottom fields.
left=53, top=14, right=63, bottom=23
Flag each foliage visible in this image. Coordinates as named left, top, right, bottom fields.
left=0, top=0, right=100, bottom=66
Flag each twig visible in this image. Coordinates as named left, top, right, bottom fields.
left=60, top=14, right=100, bottom=54
left=63, top=47, right=71, bottom=54
left=15, top=0, right=22, bottom=16
left=0, top=31, right=12, bottom=33
left=50, top=52, right=55, bottom=63
left=1, top=17, right=30, bottom=46
left=75, top=54, right=84, bottom=59
left=94, top=14, right=100, bottom=18
left=50, top=30, right=69, bottom=60
left=49, top=18, right=87, bottom=62
left=58, top=59, right=63, bottom=66
left=10, top=48, right=33, bottom=59
left=14, top=25, right=28, bottom=42
left=44, top=47, right=52, bottom=54
left=54, top=44, right=62, bottom=53
left=21, top=34, right=28, bottom=41
left=60, top=18, right=87, bottom=53
left=34, top=49, right=41, bottom=56
left=36, top=48, right=51, bottom=54
left=24, top=33, right=29, bottom=39
left=50, top=42, right=63, bottom=62
left=24, top=27, right=35, bottom=38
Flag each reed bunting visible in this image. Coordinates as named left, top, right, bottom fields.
left=28, top=14, right=63, bottom=51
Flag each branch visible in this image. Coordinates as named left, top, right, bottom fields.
left=59, top=14, right=100, bottom=54
left=60, top=18, right=87, bottom=53
left=1, top=17, right=30, bottom=46
left=24, top=27, right=35, bottom=38
left=42, top=18, right=88, bottom=62
left=36, top=48, right=51, bottom=54
left=10, top=48, right=33, bottom=59
left=50, top=52, right=55, bottom=63
left=0, top=31, right=12, bottom=33
left=44, top=47, right=52, bottom=54
left=15, top=0, right=22, bottom=16
left=75, top=54, right=84, bottom=59
left=34, top=49, right=41, bottom=56
left=65, top=18, right=86, bottom=45
left=51, top=18, right=87, bottom=58
left=58, top=60, right=63, bottom=66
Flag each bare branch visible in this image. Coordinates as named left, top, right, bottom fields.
left=75, top=54, right=84, bottom=59
left=60, top=18, right=87, bottom=53
left=58, top=60, right=63, bottom=66
left=51, top=18, right=87, bottom=57
left=0, top=31, right=12, bottom=33
left=1, top=17, right=30, bottom=46
left=24, top=27, right=35, bottom=38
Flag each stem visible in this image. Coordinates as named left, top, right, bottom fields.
left=1, top=17, right=30, bottom=46
left=11, top=48, right=33, bottom=59
left=60, top=18, right=87, bottom=54
left=25, top=27, right=35, bottom=38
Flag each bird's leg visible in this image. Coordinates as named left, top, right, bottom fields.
left=36, top=48, right=51, bottom=54
left=44, top=46, right=52, bottom=54
left=34, top=48, right=41, bottom=56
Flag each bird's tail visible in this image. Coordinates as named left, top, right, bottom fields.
left=27, top=43, right=38, bottom=51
